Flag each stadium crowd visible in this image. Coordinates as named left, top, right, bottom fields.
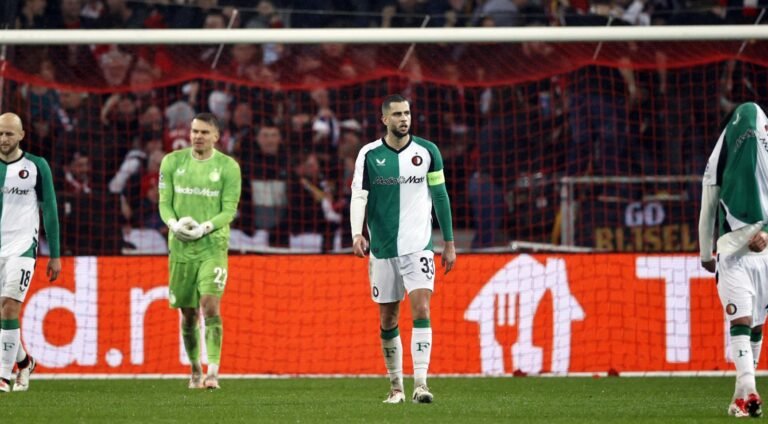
left=1, top=0, right=767, bottom=254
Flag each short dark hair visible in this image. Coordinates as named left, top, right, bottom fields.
left=381, top=94, right=408, bottom=115
left=193, top=112, right=221, bottom=133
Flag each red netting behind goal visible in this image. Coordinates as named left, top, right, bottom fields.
left=3, top=40, right=768, bottom=253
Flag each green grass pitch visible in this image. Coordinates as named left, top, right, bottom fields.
left=1, top=377, right=755, bottom=423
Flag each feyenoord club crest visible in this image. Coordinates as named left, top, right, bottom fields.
left=209, top=170, right=221, bottom=182
left=18, top=169, right=29, bottom=179
left=412, top=155, right=423, bottom=166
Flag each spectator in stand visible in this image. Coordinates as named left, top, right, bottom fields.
left=164, top=100, right=196, bottom=151
left=193, top=12, right=229, bottom=68
left=53, top=90, right=105, bottom=172
left=207, top=90, right=233, bottom=150
left=429, top=0, right=475, bottom=28
left=381, top=0, right=429, bottom=27
left=654, top=0, right=724, bottom=175
left=310, top=86, right=341, bottom=161
left=646, top=0, right=682, bottom=25
left=61, top=151, right=92, bottom=194
left=468, top=86, right=513, bottom=248
left=16, top=0, right=48, bottom=28
left=470, top=0, right=520, bottom=27
left=108, top=133, right=165, bottom=227
left=244, top=1, right=284, bottom=29
left=54, top=0, right=97, bottom=28
left=284, top=152, right=340, bottom=252
left=229, top=101, right=256, bottom=159
left=80, top=0, right=105, bottom=20
left=48, top=0, right=101, bottom=83
left=223, top=44, right=262, bottom=79
left=95, top=46, right=133, bottom=87
left=139, top=104, right=165, bottom=141
left=136, top=149, right=165, bottom=231
left=330, top=122, right=363, bottom=249
left=59, top=151, right=123, bottom=255
left=563, top=1, right=638, bottom=176
left=101, top=90, right=140, bottom=160
left=24, top=58, right=59, bottom=126
left=241, top=124, right=289, bottom=243
left=99, top=0, right=147, bottom=28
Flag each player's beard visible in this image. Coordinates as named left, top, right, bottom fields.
left=0, top=140, right=20, bottom=157
left=389, top=126, right=409, bottom=139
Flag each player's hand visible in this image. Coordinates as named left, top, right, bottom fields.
left=701, top=258, right=716, bottom=273
left=47, top=257, right=62, bottom=282
left=749, top=231, right=768, bottom=252
left=169, top=217, right=198, bottom=242
left=352, top=234, right=369, bottom=258
left=177, top=223, right=202, bottom=241
left=441, top=241, right=456, bottom=274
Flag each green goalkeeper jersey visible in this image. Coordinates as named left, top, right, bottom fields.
left=158, top=148, right=241, bottom=261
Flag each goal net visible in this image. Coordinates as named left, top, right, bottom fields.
left=2, top=26, right=767, bottom=376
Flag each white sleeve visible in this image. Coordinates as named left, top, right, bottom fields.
left=698, top=184, right=720, bottom=261
left=350, top=189, right=368, bottom=238
left=350, top=145, right=369, bottom=238
left=702, top=130, right=726, bottom=186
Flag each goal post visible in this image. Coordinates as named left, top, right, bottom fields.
left=3, top=24, right=767, bottom=377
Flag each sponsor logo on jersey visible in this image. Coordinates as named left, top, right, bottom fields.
left=373, top=175, right=425, bottom=185
left=734, top=129, right=756, bottom=152
left=412, top=155, right=423, bottom=166
left=174, top=186, right=220, bottom=197
left=2, top=186, right=31, bottom=195
left=176, top=168, right=186, bottom=175
left=18, top=169, right=29, bottom=179
left=375, top=158, right=386, bottom=166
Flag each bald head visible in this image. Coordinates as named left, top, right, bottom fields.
left=0, top=113, right=23, bottom=130
left=0, top=113, right=25, bottom=160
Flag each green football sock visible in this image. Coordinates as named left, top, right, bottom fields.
left=181, top=324, right=201, bottom=364
left=205, top=316, right=223, bottom=366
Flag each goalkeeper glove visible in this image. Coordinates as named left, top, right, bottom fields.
left=168, top=217, right=198, bottom=242
left=177, top=221, right=214, bottom=242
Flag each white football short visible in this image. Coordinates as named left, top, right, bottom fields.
left=716, top=252, right=768, bottom=324
left=368, top=250, right=435, bottom=303
left=0, top=257, right=36, bottom=303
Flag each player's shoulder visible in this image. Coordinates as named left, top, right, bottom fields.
left=411, top=135, right=437, bottom=149
left=215, top=150, right=240, bottom=167
left=21, top=151, right=51, bottom=169
left=164, top=148, right=190, bottom=161
left=359, top=139, right=385, bottom=156
left=410, top=136, right=441, bottom=153
left=734, top=102, right=763, bottom=115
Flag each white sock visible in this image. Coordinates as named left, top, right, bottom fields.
left=752, top=339, right=763, bottom=370
left=0, top=329, right=20, bottom=381
left=412, top=326, right=432, bottom=388
left=732, top=334, right=757, bottom=397
left=381, top=334, right=403, bottom=391
left=16, top=342, right=26, bottom=363
left=207, top=363, right=219, bottom=377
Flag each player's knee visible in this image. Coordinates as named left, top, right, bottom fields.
left=379, top=310, right=399, bottom=329
left=412, top=304, right=430, bottom=321
left=0, top=298, right=21, bottom=319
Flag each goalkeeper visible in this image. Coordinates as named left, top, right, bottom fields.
left=158, top=113, right=241, bottom=390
